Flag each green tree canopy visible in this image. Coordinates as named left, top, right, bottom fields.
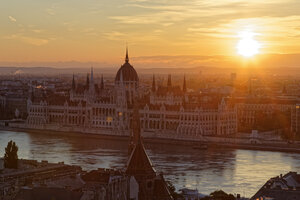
left=201, top=190, right=235, bottom=200
left=4, top=140, right=19, bottom=169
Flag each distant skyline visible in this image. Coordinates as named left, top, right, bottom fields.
left=1, top=0, right=300, bottom=67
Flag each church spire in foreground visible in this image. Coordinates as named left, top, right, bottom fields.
left=126, top=100, right=173, bottom=200
left=126, top=100, right=156, bottom=176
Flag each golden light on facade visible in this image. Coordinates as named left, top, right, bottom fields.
left=107, top=116, right=113, bottom=122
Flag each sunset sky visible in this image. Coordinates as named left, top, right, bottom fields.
left=1, top=0, right=300, bottom=68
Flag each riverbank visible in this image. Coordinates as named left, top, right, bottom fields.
left=1, top=126, right=300, bottom=154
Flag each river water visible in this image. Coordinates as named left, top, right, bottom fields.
left=1, top=130, right=300, bottom=197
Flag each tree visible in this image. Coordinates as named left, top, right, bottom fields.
left=201, top=190, right=235, bottom=200
left=4, top=140, right=19, bottom=169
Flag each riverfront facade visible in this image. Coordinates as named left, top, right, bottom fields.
left=26, top=49, right=237, bottom=139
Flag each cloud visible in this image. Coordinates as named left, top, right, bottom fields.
left=46, top=8, right=55, bottom=16
left=32, top=29, right=44, bottom=34
left=4, top=34, right=49, bottom=46
left=110, top=0, right=300, bottom=29
left=102, top=31, right=125, bottom=41
left=46, top=3, right=59, bottom=16
left=102, top=31, right=160, bottom=42
left=9, top=16, right=17, bottom=22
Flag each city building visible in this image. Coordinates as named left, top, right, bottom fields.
left=0, top=158, right=139, bottom=200
left=291, top=104, right=300, bottom=136
left=231, top=96, right=295, bottom=132
left=0, top=159, right=82, bottom=200
left=26, top=48, right=237, bottom=140
left=81, top=168, right=138, bottom=200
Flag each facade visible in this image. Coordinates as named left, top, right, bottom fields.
left=0, top=96, right=5, bottom=108
left=26, top=49, right=237, bottom=139
left=232, top=97, right=295, bottom=132
left=0, top=159, right=82, bottom=200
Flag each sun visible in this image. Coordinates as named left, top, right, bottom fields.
left=236, top=31, right=261, bottom=57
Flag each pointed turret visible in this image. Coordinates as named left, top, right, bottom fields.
left=90, top=67, right=94, bottom=85
left=167, top=74, right=172, bottom=90
left=152, top=74, right=156, bottom=92
left=183, top=74, right=187, bottom=92
left=100, top=74, right=104, bottom=90
left=89, top=67, right=95, bottom=93
left=86, top=74, right=89, bottom=90
left=72, top=74, right=76, bottom=91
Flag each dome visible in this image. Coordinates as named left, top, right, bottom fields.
left=115, top=62, right=139, bottom=82
left=115, top=48, right=139, bottom=82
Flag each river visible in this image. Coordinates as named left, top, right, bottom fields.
left=1, top=130, right=300, bottom=197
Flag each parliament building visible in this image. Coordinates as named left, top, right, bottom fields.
left=26, top=49, right=237, bottom=140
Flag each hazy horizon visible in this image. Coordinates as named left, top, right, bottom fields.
left=1, top=53, right=300, bottom=71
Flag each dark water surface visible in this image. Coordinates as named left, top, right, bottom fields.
left=1, top=130, right=300, bottom=197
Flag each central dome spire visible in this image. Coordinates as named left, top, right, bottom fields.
left=125, top=46, right=129, bottom=63
left=115, top=46, right=139, bottom=83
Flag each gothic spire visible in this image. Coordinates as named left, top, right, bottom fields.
left=72, top=74, right=76, bottom=90
left=100, top=74, right=104, bottom=90
left=167, top=74, right=172, bottom=88
left=125, top=46, right=129, bottom=63
left=90, top=67, right=94, bottom=85
left=152, top=74, right=156, bottom=92
left=86, top=73, right=89, bottom=90
left=126, top=99, right=156, bottom=176
left=183, top=74, right=187, bottom=92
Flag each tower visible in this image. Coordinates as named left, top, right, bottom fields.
left=86, top=74, right=89, bottom=90
left=115, top=47, right=139, bottom=105
left=167, top=74, right=172, bottom=88
left=126, top=100, right=173, bottom=200
left=72, top=74, right=76, bottom=91
left=126, top=100, right=155, bottom=174
left=183, top=74, right=187, bottom=93
left=89, top=67, right=95, bottom=94
left=152, top=74, right=156, bottom=92
left=100, top=74, right=104, bottom=90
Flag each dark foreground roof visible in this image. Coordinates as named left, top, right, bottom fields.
left=251, top=172, right=300, bottom=200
